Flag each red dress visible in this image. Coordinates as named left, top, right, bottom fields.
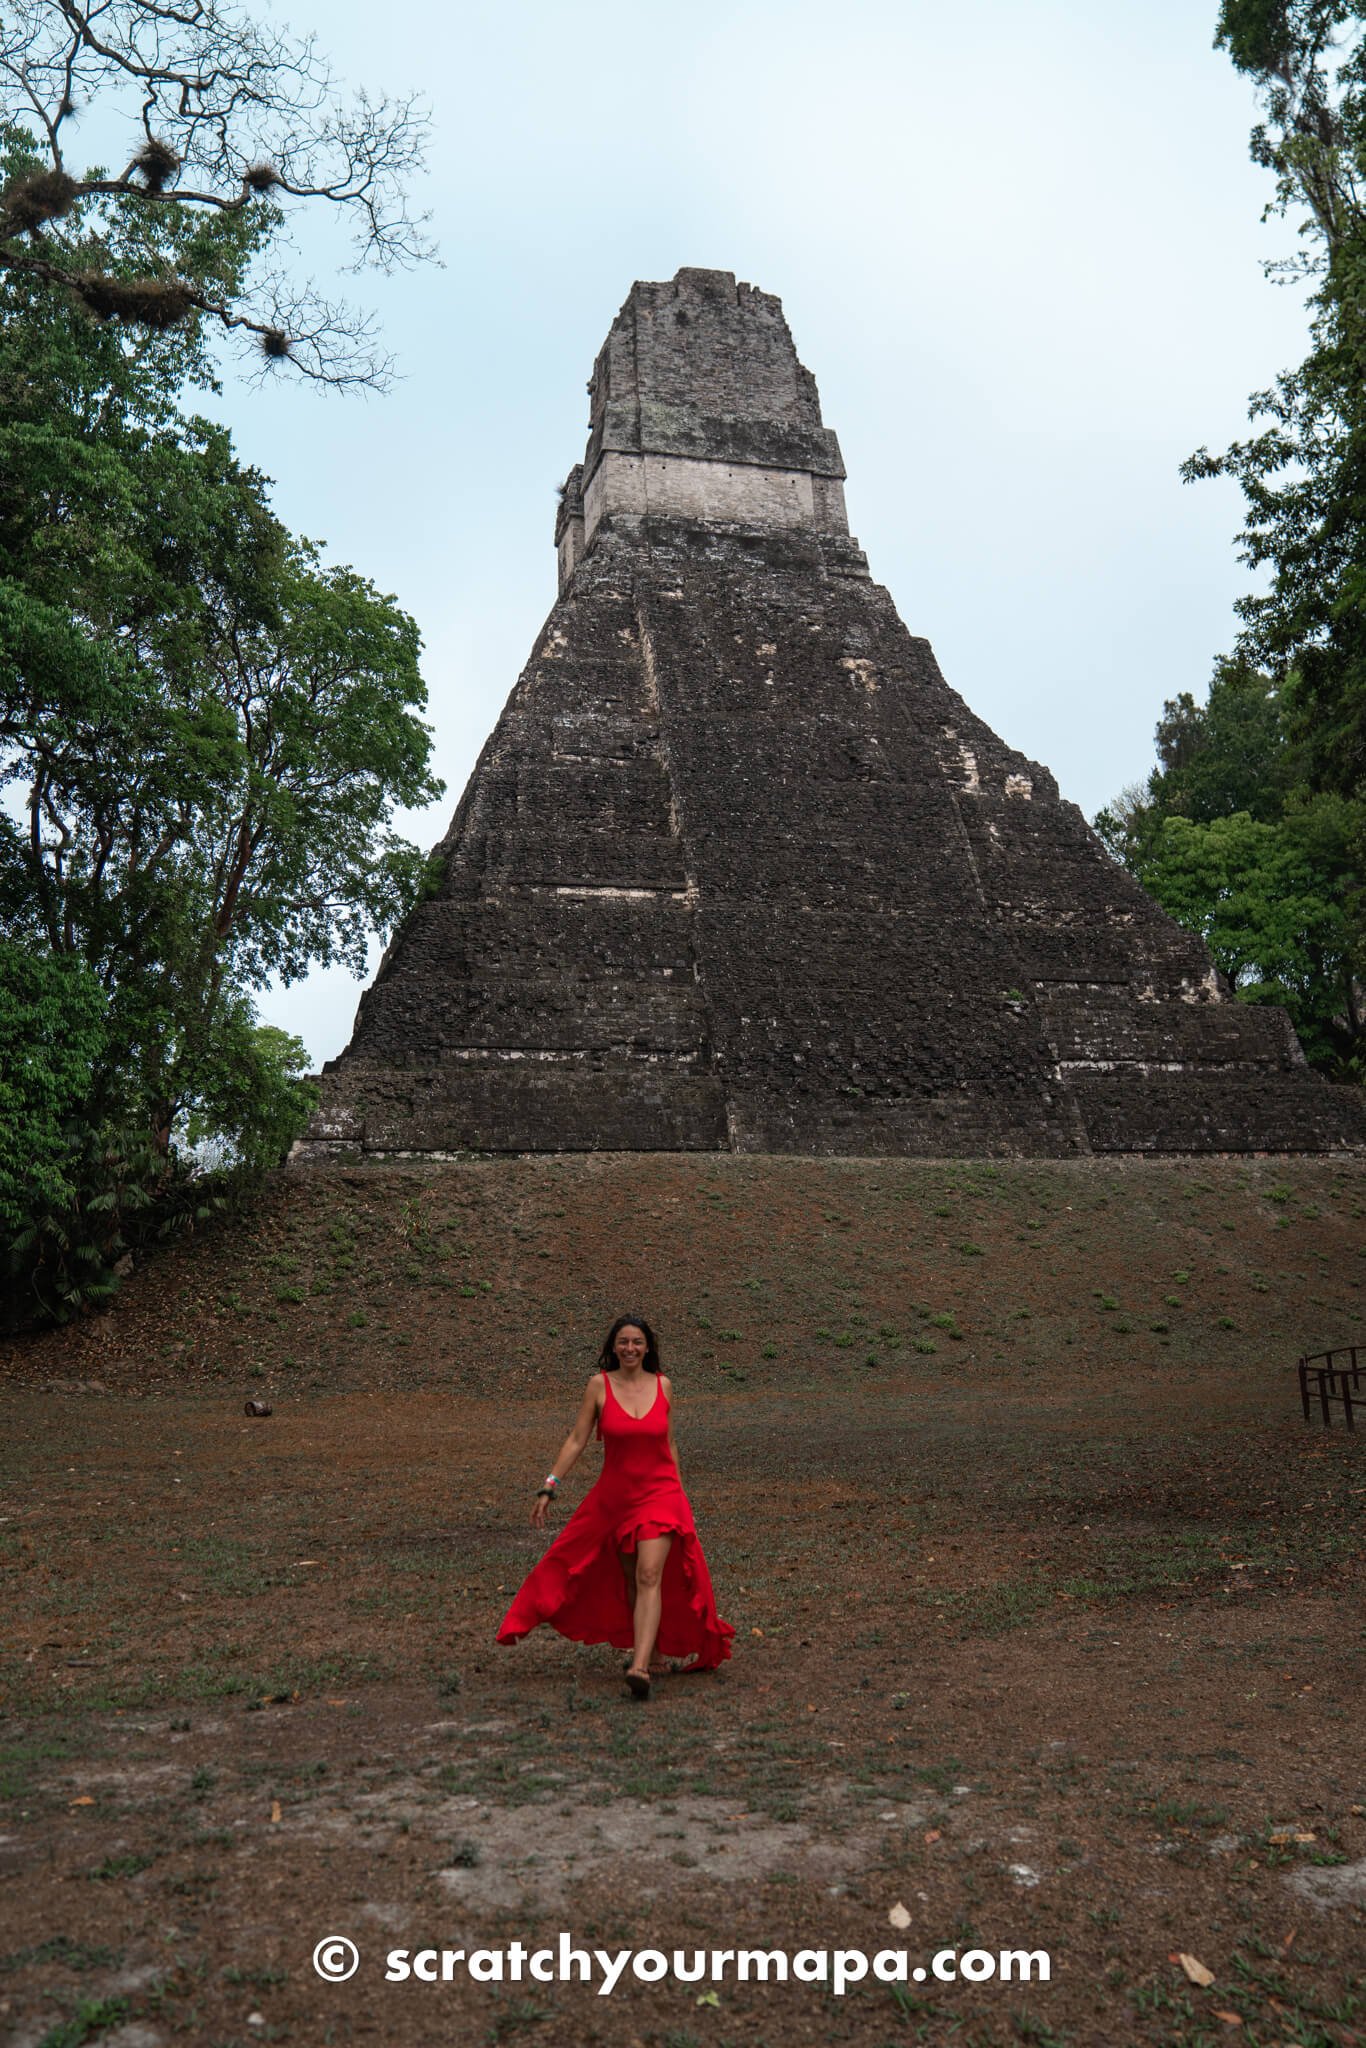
left=496, top=1372, right=734, bottom=1671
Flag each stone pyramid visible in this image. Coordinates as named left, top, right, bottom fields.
left=299, top=268, right=1364, bottom=1158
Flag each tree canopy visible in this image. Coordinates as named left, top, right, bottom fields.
left=1096, top=665, right=1358, bottom=1070
left=1184, top=2, right=1366, bottom=799
left=0, top=8, right=441, bottom=1329
left=1097, top=4, right=1366, bottom=1084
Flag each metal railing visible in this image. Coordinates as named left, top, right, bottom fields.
left=1298, top=1345, right=1362, bottom=1431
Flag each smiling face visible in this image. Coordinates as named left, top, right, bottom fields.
left=613, top=1324, right=648, bottom=1371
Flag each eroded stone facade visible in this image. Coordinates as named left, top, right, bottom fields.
left=298, top=269, right=1364, bottom=1159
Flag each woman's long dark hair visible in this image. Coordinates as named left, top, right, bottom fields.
left=597, top=1314, right=661, bottom=1375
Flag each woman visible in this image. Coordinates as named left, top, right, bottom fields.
left=496, top=1315, right=734, bottom=1698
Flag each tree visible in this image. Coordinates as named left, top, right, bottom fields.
left=0, top=72, right=442, bottom=1328
left=1099, top=6, right=1366, bottom=1085
left=0, top=273, right=443, bottom=1145
left=0, top=271, right=441, bottom=1323
left=1094, top=661, right=1296, bottom=868
left=1135, top=807, right=1356, bottom=1068
left=0, top=0, right=432, bottom=383
left=1184, top=3, right=1366, bottom=801
left=0, top=939, right=107, bottom=1230
left=1095, top=664, right=1362, bottom=1075
left=1, top=84, right=443, bottom=1133
left=182, top=1023, right=318, bottom=1174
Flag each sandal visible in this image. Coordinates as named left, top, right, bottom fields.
left=624, top=1669, right=652, bottom=1701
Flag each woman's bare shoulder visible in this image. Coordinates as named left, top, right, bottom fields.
left=660, top=1372, right=674, bottom=1396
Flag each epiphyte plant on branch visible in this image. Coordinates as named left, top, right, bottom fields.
left=0, top=0, right=434, bottom=384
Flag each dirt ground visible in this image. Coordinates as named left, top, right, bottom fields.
left=1, top=1153, right=1363, bottom=2047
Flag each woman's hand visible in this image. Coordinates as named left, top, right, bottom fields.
left=527, top=1376, right=602, bottom=1533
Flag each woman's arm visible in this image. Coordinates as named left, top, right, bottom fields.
left=663, top=1375, right=682, bottom=1486
left=530, top=1374, right=603, bottom=1528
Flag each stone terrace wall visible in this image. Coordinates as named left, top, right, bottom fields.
left=302, top=515, right=1364, bottom=1158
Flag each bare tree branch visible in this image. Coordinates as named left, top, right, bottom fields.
left=0, top=0, right=433, bottom=386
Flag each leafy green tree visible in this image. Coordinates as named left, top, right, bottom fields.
left=1099, top=7, right=1366, bottom=1084
left=1, top=154, right=443, bottom=1132
left=1184, top=2, right=1366, bottom=800
left=0, top=939, right=107, bottom=1228
left=0, top=938, right=316, bottom=1331
left=1096, top=663, right=1362, bottom=1074
left=1095, top=662, right=1292, bottom=866
left=0, top=39, right=441, bottom=1326
left=1136, top=805, right=1356, bottom=1067
left=183, top=1022, right=318, bottom=1174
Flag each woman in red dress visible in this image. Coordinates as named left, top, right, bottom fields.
left=496, top=1315, right=733, bottom=1698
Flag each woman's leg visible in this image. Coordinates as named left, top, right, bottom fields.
left=618, top=1547, right=668, bottom=1671
left=618, top=1547, right=637, bottom=1612
left=626, top=1534, right=674, bottom=1678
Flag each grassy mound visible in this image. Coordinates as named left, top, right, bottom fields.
left=5, top=1153, right=1361, bottom=1398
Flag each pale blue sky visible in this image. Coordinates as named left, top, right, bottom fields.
left=198, top=0, right=1310, bottom=1067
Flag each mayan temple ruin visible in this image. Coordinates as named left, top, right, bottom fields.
left=297, top=267, right=1365, bottom=1159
